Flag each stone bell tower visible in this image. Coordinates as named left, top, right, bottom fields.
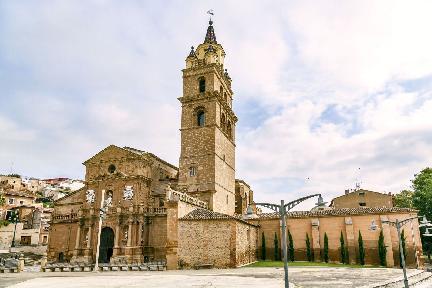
left=177, top=20, right=237, bottom=215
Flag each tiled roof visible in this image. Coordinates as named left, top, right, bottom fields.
left=181, top=208, right=258, bottom=226
left=257, top=207, right=417, bottom=219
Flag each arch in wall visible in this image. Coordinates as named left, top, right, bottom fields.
left=98, top=227, right=115, bottom=263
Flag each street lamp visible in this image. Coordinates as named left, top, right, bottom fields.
left=370, top=216, right=432, bottom=288
left=247, top=194, right=327, bottom=288
left=94, top=190, right=109, bottom=272
left=8, top=210, right=19, bottom=248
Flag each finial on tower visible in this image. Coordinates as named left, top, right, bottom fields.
left=204, top=10, right=217, bottom=44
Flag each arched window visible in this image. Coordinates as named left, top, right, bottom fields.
left=197, top=111, right=205, bottom=127
left=199, top=77, right=206, bottom=93
left=219, top=85, right=223, bottom=96
left=189, top=166, right=197, bottom=177
left=227, top=121, right=232, bottom=138
left=221, top=113, right=226, bottom=131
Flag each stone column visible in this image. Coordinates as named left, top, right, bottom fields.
left=73, top=223, right=82, bottom=256
left=311, top=218, right=321, bottom=261
left=137, top=218, right=143, bottom=247
left=344, top=217, right=356, bottom=264
left=113, top=208, right=121, bottom=256
left=166, top=200, right=179, bottom=270
left=86, top=226, right=92, bottom=249
left=380, top=215, right=395, bottom=267
left=127, top=219, right=133, bottom=247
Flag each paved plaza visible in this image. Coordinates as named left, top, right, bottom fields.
left=1, top=267, right=431, bottom=288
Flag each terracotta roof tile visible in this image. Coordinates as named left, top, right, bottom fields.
left=257, top=207, right=417, bottom=219
left=181, top=208, right=258, bottom=226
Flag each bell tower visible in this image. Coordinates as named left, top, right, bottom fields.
left=178, top=20, right=237, bottom=215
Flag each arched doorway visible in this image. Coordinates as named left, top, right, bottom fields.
left=98, top=227, right=114, bottom=263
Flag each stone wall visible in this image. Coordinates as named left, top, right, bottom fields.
left=177, top=218, right=258, bottom=268
left=254, top=209, right=423, bottom=268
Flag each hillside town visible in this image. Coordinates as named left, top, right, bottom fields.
left=0, top=175, right=84, bottom=251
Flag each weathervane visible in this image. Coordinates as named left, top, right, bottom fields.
left=207, top=9, right=214, bottom=21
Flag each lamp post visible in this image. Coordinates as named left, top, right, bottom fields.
left=94, top=189, right=108, bottom=272
left=248, top=194, right=327, bottom=288
left=8, top=210, right=19, bottom=248
left=371, top=215, right=432, bottom=288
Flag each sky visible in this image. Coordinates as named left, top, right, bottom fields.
left=1, top=0, right=432, bottom=210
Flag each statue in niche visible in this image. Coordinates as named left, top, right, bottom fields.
left=123, top=186, right=134, bottom=200
left=86, top=190, right=95, bottom=204
left=105, top=191, right=113, bottom=207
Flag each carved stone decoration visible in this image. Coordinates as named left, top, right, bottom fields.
left=104, top=191, right=113, bottom=207
left=123, top=186, right=134, bottom=200
left=86, top=190, right=95, bottom=204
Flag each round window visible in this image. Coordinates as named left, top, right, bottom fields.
left=108, top=164, right=116, bottom=174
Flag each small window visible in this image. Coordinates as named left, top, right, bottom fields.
left=197, top=111, right=205, bottom=127
left=224, top=93, right=227, bottom=102
left=189, top=167, right=197, bottom=177
left=227, top=121, right=232, bottom=138
left=8, top=198, right=15, bottom=205
left=220, top=86, right=223, bottom=95
left=226, top=195, right=229, bottom=204
left=359, top=202, right=366, bottom=207
left=19, top=201, right=24, bottom=205
left=159, top=198, right=165, bottom=207
left=199, top=78, right=206, bottom=93
left=108, top=164, right=116, bottom=174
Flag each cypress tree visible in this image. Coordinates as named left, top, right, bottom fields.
left=306, top=233, right=312, bottom=262
left=378, top=230, right=387, bottom=266
left=399, top=229, right=407, bottom=268
left=358, top=231, right=365, bottom=265
left=323, top=232, right=329, bottom=263
left=261, top=232, right=266, bottom=260
left=274, top=232, right=280, bottom=261
left=288, top=230, right=295, bottom=261
left=340, top=231, right=346, bottom=264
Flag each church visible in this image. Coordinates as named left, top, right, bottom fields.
left=47, top=20, right=423, bottom=269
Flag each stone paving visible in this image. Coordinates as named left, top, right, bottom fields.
left=0, top=267, right=428, bottom=288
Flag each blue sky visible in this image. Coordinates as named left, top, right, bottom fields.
left=1, top=1, right=432, bottom=209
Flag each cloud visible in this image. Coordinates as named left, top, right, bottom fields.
left=1, top=1, right=432, bottom=209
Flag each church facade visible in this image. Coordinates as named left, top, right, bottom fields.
left=47, top=20, right=259, bottom=268
left=47, top=20, right=424, bottom=269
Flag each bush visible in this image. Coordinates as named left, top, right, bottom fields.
left=306, top=233, right=313, bottom=262
left=358, top=231, right=365, bottom=265
left=378, top=230, right=387, bottom=266
left=323, top=232, right=329, bottom=263
left=288, top=230, right=294, bottom=261
left=261, top=232, right=266, bottom=260
left=340, top=231, right=347, bottom=264
left=274, top=232, right=280, bottom=261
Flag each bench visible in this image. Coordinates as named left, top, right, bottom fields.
left=194, top=263, right=214, bottom=270
left=0, top=266, right=19, bottom=273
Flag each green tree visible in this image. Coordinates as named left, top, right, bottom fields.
left=394, top=190, right=414, bottom=208
left=288, top=230, right=295, bottom=261
left=411, top=168, right=432, bottom=258
left=399, top=229, right=407, bottom=268
left=323, top=232, right=329, bottom=263
left=412, top=168, right=432, bottom=221
left=340, top=231, right=346, bottom=264
left=306, top=233, right=313, bottom=262
left=274, top=232, right=280, bottom=261
left=358, top=231, right=365, bottom=265
left=378, top=230, right=387, bottom=266
left=261, top=232, right=266, bottom=260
